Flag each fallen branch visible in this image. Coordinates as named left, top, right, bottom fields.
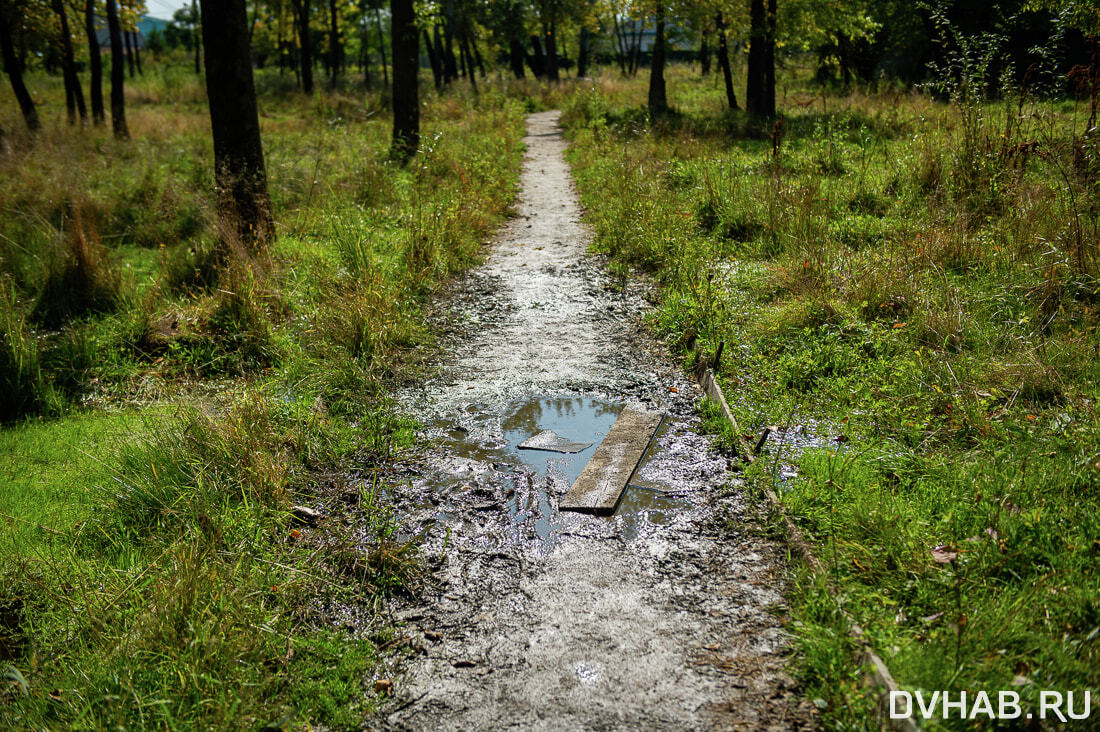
left=692, top=344, right=915, bottom=731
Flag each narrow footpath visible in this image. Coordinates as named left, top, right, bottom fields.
left=374, top=111, right=815, bottom=730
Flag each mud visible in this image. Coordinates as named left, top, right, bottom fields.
left=371, top=112, right=815, bottom=730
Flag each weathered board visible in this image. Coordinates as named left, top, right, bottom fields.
left=560, top=408, right=663, bottom=515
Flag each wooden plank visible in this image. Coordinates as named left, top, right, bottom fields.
left=560, top=408, right=663, bottom=515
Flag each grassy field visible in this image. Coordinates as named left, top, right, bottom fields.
left=5, top=54, right=1099, bottom=729
left=562, top=66, right=1099, bottom=727
left=1, top=65, right=526, bottom=728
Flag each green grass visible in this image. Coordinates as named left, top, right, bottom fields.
left=0, top=411, right=148, bottom=557
left=562, top=65, right=1100, bottom=728
left=1, top=64, right=525, bottom=728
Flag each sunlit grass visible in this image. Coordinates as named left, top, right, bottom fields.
left=1, top=63, right=525, bottom=728
left=564, top=63, right=1100, bottom=728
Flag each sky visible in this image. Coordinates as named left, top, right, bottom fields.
left=144, top=0, right=190, bottom=21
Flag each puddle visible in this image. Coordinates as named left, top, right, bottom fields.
left=421, top=396, right=684, bottom=545
left=436, top=397, right=621, bottom=485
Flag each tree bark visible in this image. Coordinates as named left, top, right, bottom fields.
left=577, top=25, right=589, bottom=78
left=106, top=0, right=128, bottom=138
left=545, top=20, right=558, bottom=81
left=508, top=37, right=525, bottom=79
left=746, top=0, right=776, bottom=117
left=0, top=3, right=39, bottom=131
left=198, top=0, right=274, bottom=247
left=424, top=28, right=442, bottom=89
left=373, top=4, right=387, bottom=86
left=390, top=0, right=418, bottom=161
left=124, top=27, right=135, bottom=77
left=441, top=2, right=457, bottom=82
left=716, top=11, right=738, bottom=110
left=84, top=0, right=104, bottom=123
left=699, top=31, right=710, bottom=76
left=192, top=0, right=201, bottom=74
left=328, top=0, right=339, bottom=89
left=133, top=30, right=142, bottom=74
left=612, top=15, right=627, bottom=75
left=54, top=0, right=87, bottom=124
left=529, top=33, right=545, bottom=77
left=472, top=37, right=485, bottom=78
left=433, top=24, right=450, bottom=84
left=647, top=4, right=667, bottom=116
left=764, top=0, right=776, bottom=114
left=628, top=17, right=642, bottom=75
left=460, top=31, right=477, bottom=93
left=292, top=0, right=312, bottom=93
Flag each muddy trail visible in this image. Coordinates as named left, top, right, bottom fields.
left=372, top=112, right=815, bottom=730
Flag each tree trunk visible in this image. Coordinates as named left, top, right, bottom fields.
left=390, top=0, right=418, bottom=161
left=612, top=15, right=627, bottom=75
left=456, top=29, right=468, bottom=79
left=716, top=11, right=738, bottom=110
left=508, top=37, right=525, bottom=79
left=106, top=0, right=128, bottom=138
left=746, top=0, right=776, bottom=117
left=0, top=4, right=39, bottom=131
left=124, top=27, right=135, bottom=77
left=629, top=18, right=642, bottom=75
left=54, top=0, right=87, bottom=124
left=133, top=31, right=142, bottom=74
left=699, top=31, right=710, bottom=76
left=424, top=28, right=442, bottom=89
left=577, top=25, right=589, bottom=78
left=764, top=0, right=776, bottom=115
left=374, top=4, right=387, bottom=86
left=545, top=21, right=558, bottom=81
left=529, top=34, right=545, bottom=77
left=292, top=0, right=312, bottom=93
left=328, top=0, right=339, bottom=89
left=198, top=0, right=274, bottom=247
left=647, top=4, right=667, bottom=116
left=192, top=0, right=201, bottom=74
left=441, top=2, right=457, bottom=82
left=472, top=37, right=485, bottom=78
left=84, top=0, right=104, bottom=123
left=460, top=32, right=477, bottom=93
left=433, top=24, right=451, bottom=84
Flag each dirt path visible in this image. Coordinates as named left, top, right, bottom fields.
left=374, top=112, right=814, bottom=730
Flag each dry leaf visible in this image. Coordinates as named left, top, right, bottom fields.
left=931, top=545, right=958, bottom=564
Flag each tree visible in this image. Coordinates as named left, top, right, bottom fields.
left=746, top=0, right=776, bottom=117
left=0, top=0, right=40, bottom=131
left=328, top=0, right=340, bottom=88
left=291, top=0, right=313, bottom=93
left=106, top=0, right=128, bottom=138
left=391, top=0, right=418, bottom=160
left=124, top=24, right=135, bottom=77
left=85, top=0, right=105, bottom=123
left=54, top=0, right=87, bottom=124
left=191, top=0, right=200, bottom=73
left=198, top=0, right=274, bottom=247
left=648, top=2, right=668, bottom=114
left=715, top=10, right=738, bottom=109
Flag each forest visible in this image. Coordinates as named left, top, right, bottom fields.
left=1, top=0, right=1098, bottom=729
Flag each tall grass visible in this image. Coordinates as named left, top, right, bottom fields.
left=1, top=64, right=525, bottom=728
left=563, top=64, right=1100, bottom=727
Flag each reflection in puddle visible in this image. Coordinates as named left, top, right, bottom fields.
left=425, top=396, right=682, bottom=545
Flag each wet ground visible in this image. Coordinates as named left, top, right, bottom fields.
left=371, top=111, right=816, bottom=730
